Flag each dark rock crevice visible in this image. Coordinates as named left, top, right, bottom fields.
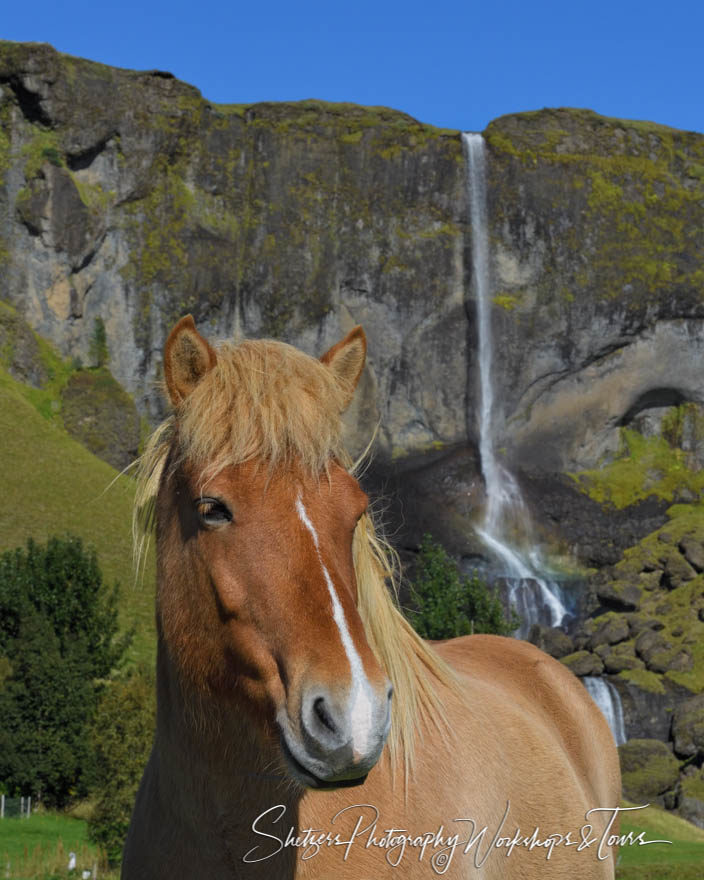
left=1, top=73, right=52, bottom=126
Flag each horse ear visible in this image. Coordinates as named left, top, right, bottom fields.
left=163, top=315, right=218, bottom=405
left=320, top=325, right=367, bottom=410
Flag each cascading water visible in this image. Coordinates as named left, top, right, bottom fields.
left=462, top=132, right=627, bottom=741
left=463, top=132, right=569, bottom=637
left=582, top=677, right=627, bottom=745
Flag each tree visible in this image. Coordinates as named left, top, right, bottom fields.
left=88, top=666, right=156, bottom=864
left=0, top=536, right=130, bottom=806
left=408, top=534, right=520, bottom=639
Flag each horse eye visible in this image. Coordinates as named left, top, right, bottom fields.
left=195, top=497, right=233, bottom=528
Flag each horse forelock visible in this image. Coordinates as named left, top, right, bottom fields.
left=133, top=335, right=464, bottom=785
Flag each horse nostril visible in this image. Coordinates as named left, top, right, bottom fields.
left=387, top=684, right=394, bottom=701
left=313, top=696, right=338, bottom=734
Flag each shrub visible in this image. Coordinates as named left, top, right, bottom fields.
left=408, top=534, right=520, bottom=639
left=88, top=665, right=155, bottom=864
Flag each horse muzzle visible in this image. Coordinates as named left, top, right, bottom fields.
left=277, top=682, right=392, bottom=789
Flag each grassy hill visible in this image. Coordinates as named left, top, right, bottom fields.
left=0, top=366, right=156, bottom=665
left=616, top=800, right=704, bottom=878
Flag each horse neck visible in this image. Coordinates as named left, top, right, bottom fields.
left=153, top=637, right=302, bottom=829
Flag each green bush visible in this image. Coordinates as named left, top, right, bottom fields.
left=0, top=536, right=131, bottom=806
left=408, top=534, right=520, bottom=639
left=88, top=666, right=156, bottom=865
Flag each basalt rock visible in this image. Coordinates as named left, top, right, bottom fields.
left=619, top=738, right=681, bottom=804
left=672, top=694, right=704, bottom=760
left=560, top=650, right=604, bottom=677
left=527, top=624, right=574, bottom=659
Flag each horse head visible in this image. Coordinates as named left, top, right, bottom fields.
left=152, top=315, right=392, bottom=789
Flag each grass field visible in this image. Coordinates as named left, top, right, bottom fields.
left=0, top=812, right=116, bottom=879
left=0, top=368, right=156, bottom=666
left=614, top=801, right=704, bottom=879
left=0, top=801, right=701, bottom=879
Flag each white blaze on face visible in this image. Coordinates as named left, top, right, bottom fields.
left=295, top=493, right=374, bottom=757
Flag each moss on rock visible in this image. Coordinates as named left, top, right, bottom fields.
left=60, top=368, right=140, bottom=471
left=619, top=738, right=681, bottom=801
left=573, top=426, right=704, bottom=511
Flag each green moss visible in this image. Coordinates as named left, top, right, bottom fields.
left=572, top=425, right=704, bottom=509
left=486, top=108, right=704, bottom=304
left=485, top=129, right=521, bottom=159
left=681, top=774, right=704, bottom=802
left=0, top=301, right=76, bottom=423
left=587, top=170, right=624, bottom=211
left=618, top=668, right=667, bottom=694
left=340, top=130, right=363, bottom=144
left=70, top=174, right=111, bottom=214
left=492, top=293, right=521, bottom=311
left=21, top=127, right=64, bottom=178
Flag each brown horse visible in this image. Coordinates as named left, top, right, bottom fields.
left=123, top=316, right=621, bottom=879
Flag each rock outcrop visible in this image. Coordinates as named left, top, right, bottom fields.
left=2, top=43, right=704, bottom=776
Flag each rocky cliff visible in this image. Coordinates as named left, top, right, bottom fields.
left=0, top=41, right=469, bottom=463
left=2, top=43, right=704, bottom=799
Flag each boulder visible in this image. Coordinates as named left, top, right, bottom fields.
left=602, top=643, right=645, bottom=675
left=634, top=630, right=672, bottom=669
left=678, top=772, right=704, bottom=830
left=666, top=650, right=693, bottom=673
left=627, top=616, right=665, bottom=637
left=60, top=368, right=141, bottom=471
left=618, top=739, right=680, bottom=802
left=638, top=570, right=663, bottom=591
left=560, top=650, right=604, bottom=677
left=528, top=624, right=575, bottom=659
left=659, top=548, right=697, bottom=589
left=672, top=694, right=704, bottom=760
left=588, top=616, right=630, bottom=650
left=595, top=580, right=642, bottom=612
left=679, top=536, right=704, bottom=573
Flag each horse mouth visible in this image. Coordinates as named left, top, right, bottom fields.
left=279, top=735, right=368, bottom=790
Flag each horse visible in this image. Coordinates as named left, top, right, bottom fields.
left=122, top=315, right=621, bottom=879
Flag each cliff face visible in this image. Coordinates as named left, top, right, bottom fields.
left=0, top=41, right=469, bottom=461
left=2, top=42, right=704, bottom=553
left=484, top=109, right=704, bottom=475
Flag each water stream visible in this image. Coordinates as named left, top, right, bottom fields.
left=463, top=132, right=627, bottom=745
left=582, top=677, right=627, bottom=745
left=463, top=132, right=569, bottom=637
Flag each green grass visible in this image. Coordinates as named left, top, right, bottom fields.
left=0, top=811, right=116, bottom=879
left=0, top=367, right=156, bottom=666
left=615, top=801, right=704, bottom=879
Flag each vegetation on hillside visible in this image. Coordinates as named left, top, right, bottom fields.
left=407, top=533, right=520, bottom=639
left=89, top=667, right=155, bottom=864
left=0, top=366, right=155, bottom=666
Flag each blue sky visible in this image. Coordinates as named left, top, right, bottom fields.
left=3, top=0, right=703, bottom=134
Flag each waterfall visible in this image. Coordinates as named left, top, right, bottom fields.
left=582, top=677, right=627, bottom=745
left=463, top=132, right=570, bottom=637
left=462, top=133, right=627, bottom=742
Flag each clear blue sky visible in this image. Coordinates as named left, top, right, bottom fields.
left=3, top=0, right=703, bottom=134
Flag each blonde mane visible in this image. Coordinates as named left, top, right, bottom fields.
left=134, top=337, right=463, bottom=782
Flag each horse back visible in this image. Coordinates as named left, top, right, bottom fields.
left=437, top=634, right=621, bottom=806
